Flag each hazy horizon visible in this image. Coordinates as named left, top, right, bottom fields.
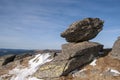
left=0, top=0, right=120, bottom=49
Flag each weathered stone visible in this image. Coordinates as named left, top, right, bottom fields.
left=33, top=53, right=93, bottom=79
left=62, top=52, right=94, bottom=76
left=61, top=18, right=104, bottom=42
left=49, top=52, right=58, bottom=59
left=33, top=42, right=103, bottom=79
left=61, top=41, right=103, bottom=60
left=34, top=60, right=68, bottom=78
left=14, top=53, right=32, bottom=60
left=110, top=37, right=120, bottom=60
left=99, top=48, right=112, bottom=57
left=0, top=54, right=16, bottom=66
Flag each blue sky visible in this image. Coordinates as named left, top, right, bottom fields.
left=0, top=0, right=120, bottom=49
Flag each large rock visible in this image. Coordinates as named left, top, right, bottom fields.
left=110, top=37, right=120, bottom=60
left=33, top=41, right=103, bottom=79
left=14, top=53, right=32, bottom=60
left=33, top=52, right=94, bottom=79
left=61, top=41, right=103, bottom=60
left=0, top=54, right=16, bottom=66
left=34, top=60, right=68, bottom=78
left=61, top=18, right=104, bottom=42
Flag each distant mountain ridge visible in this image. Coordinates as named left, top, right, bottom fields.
left=0, top=48, right=61, bottom=56
left=0, top=48, right=34, bottom=56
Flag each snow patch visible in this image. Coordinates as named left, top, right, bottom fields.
left=27, top=77, right=43, bottom=80
left=70, top=69, right=79, bottom=74
left=9, top=53, right=52, bottom=80
left=79, top=69, right=86, bottom=73
left=90, top=59, right=97, bottom=66
left=110, top=69, right=120, bottom=76
left=102, top=68, right=120, bottom=76
left=72, top=69, right=86, bottom=77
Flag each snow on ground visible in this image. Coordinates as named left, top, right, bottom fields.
left=72, top=69, right=87, bottom=77
left=101, top=68, right=120, bottom=76
left=90, top=59, right=97, bottom=66
left=110, top=69, right=120, bottom=76
left=110, top=69, right=120, bottom=74
left=79, top=69, right=87, bottom=73
left=9, top=53, right=53, bottom=80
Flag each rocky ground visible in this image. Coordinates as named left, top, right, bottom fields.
left=59, top=52, right=120, bottom=80
left=0, top=48, right=119, bottom=80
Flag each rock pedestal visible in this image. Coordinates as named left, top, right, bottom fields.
left=34, top=41, right=103, bottom=79
left=61, top=41, right=103, bottom=60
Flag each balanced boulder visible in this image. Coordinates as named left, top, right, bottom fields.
left=61, top=18, right=104, bottom=42
left=34, top=17, right=104, bottom=79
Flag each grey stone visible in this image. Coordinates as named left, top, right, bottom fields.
left=61, top=18, right=104, bottom=42
left=61, top=41, right=103, bottom=60
left=110, top=37, right=120, bottom=60
left=33, top=41, right=103, bottom=79
left=0, top=54, right=16, bottom=66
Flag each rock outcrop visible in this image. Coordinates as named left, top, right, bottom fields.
left=0, top=54, right=16, bottom=66
left=62, top=53, right=120, bottom=80
left=33, top=18, right=104, bottom=79
left=61, top=18, right=104, bottom=42
left=110, top=37, right=120, bottom=60
left=14, top=53, right=32, bottom=60
left=1, top=17, right=120, bottom=80
left=61, top=41, right=103, bottom=60
left=34, top=42, right=103, bottom=79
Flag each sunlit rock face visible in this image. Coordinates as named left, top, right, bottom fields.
left=61, top=41, right=103, bottom=60
left=110, top=37, right=120, bottom=60
left=61, top=18, right=104, bottom=42
left=33, top=42, right=103, bottom=79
